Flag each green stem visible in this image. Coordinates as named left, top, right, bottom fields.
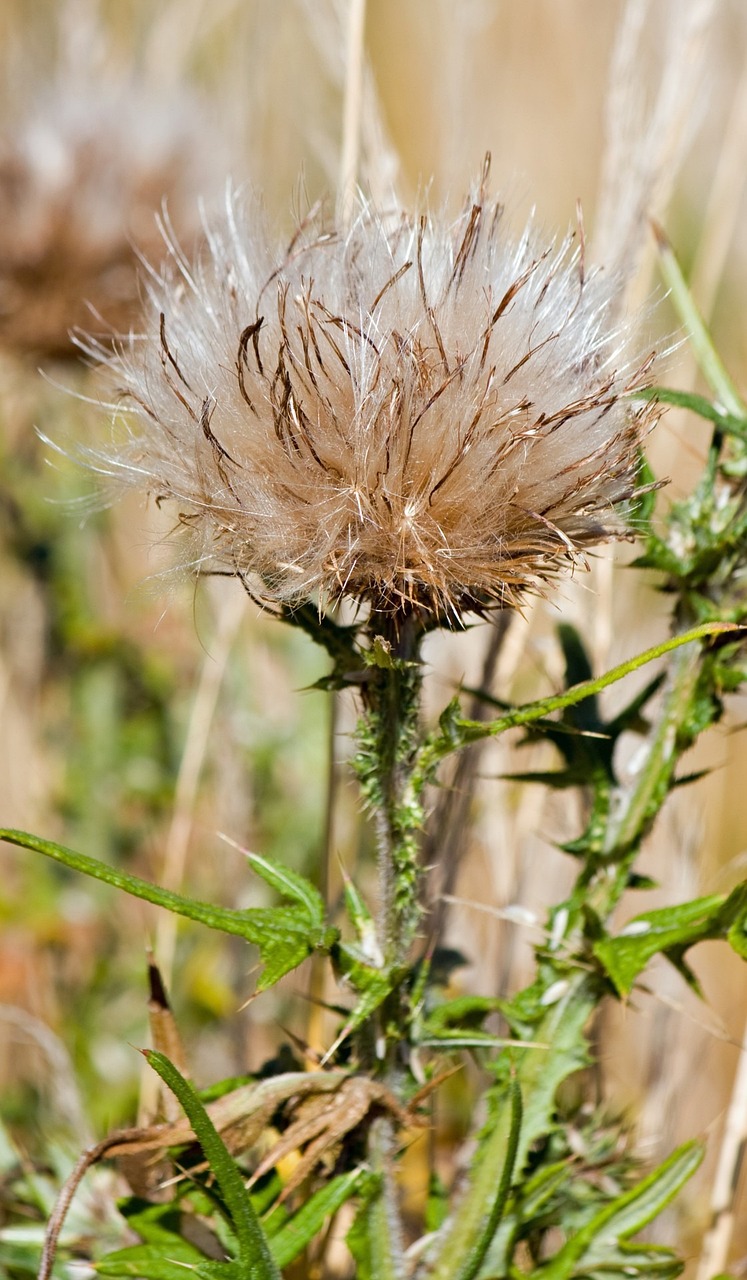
left=563, top=637, right=705, bottom=943
left=367, top=1117, right=407, bottom=1280
left=654, top=224, right=747, bottom=419
left=603, top=638, right=702, bottom=859
left=358, top=609, right=425, bottom=968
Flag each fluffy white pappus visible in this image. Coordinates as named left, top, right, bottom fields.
left=88, top=174, right=661, bottom=619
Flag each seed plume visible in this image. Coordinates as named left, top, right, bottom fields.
left=88, top=171, right=660, bottom=619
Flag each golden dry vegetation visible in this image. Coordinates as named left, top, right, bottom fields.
left=1, top=0, right=747, bottom=1273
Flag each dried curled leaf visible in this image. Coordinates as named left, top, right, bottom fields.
left=103, top=1068, right=423, bottom=1201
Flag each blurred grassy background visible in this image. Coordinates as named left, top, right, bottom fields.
left=1, top=0, right=747, bottom=1270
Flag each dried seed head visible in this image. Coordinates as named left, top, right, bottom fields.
left=88, top=175, right=660, bottom=620
left=0, top=11, right=226, bottom=358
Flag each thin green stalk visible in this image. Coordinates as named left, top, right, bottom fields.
left=602, top=638, right=702, bottom=859
left=413, top=621, right=735, bottom=785
left=654, top=223, right=747, bottom=419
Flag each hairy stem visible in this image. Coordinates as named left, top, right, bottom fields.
left=356, top=609, right=426, bottom=969
left=367, top=1117, right=407, bottom=1279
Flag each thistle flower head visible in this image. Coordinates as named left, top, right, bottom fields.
left=90, top=173, right=659, bottom=620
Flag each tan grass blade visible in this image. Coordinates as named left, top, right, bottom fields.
left=696, top=1020, right=747, bottom=1279
left=338, top=0, right=367, bottom=225
left=594, top=0, right=719, bottom=299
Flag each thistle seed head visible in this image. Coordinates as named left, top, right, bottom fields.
left=89, top=174, right=659, bottom=620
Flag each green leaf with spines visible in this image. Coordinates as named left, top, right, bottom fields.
left=531, top=1140, right=703, bottom=1279
left=418, top=994, right=506, bottom=1049
left=96, top=1242, right=220, bottom=1278
left=422, top=994, right=504, bottom=1031
left=244, top=850, right=324, bottom=928
left=0, top=828, right=336, bottom=991
left=143, top=1051, right=281, bottom=1280
left=326, top=941, right=395, bottom=1051
left=635, top=385, right=747, bottom=440
left=494, top=972, right=596, bottom=1162
left=339, top=866, right=384, bottom=975
left=481, top=1162, right=572, bottom=1273
left=593, top=883, right=747, bottom=996
left=428, top=1078, right=522, bottom=1280
left=99, top=1191, right=242, bottom=1275
left=341, top=869, right=376, bottom=938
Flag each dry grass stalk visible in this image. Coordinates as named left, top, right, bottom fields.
left=137, top=587, right=246, bottom=1126
left=338, top=0, right=368, bottom=227
left=594, top=0, right=720, bottom=295
left=294, top=0, right=400, bottom=208
left=696, top=1021, right=747, bottom=1278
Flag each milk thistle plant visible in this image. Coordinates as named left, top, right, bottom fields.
left=3, top=178, right=747, bottom=1278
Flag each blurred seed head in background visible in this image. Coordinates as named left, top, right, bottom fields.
left=0, top=0, right=233, bottom=359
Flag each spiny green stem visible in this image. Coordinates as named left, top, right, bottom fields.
left=356, top=610, right=426, bottom=968
left=550, top=630, right=715, bottom=976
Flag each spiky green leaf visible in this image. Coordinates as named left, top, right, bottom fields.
left=144, top=1051, right=280, bottom=1280
left=245, top=850, right=324, bottom=927
left=533, top=1140, right=703, bottom=1278
left=429, top=1078, right=522, bottom=1280
left=0, top=829, right=333, bottom=990
left=96, top=1243, right=222, bottom=1278
left=594, top=885, right=747, bottom=996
